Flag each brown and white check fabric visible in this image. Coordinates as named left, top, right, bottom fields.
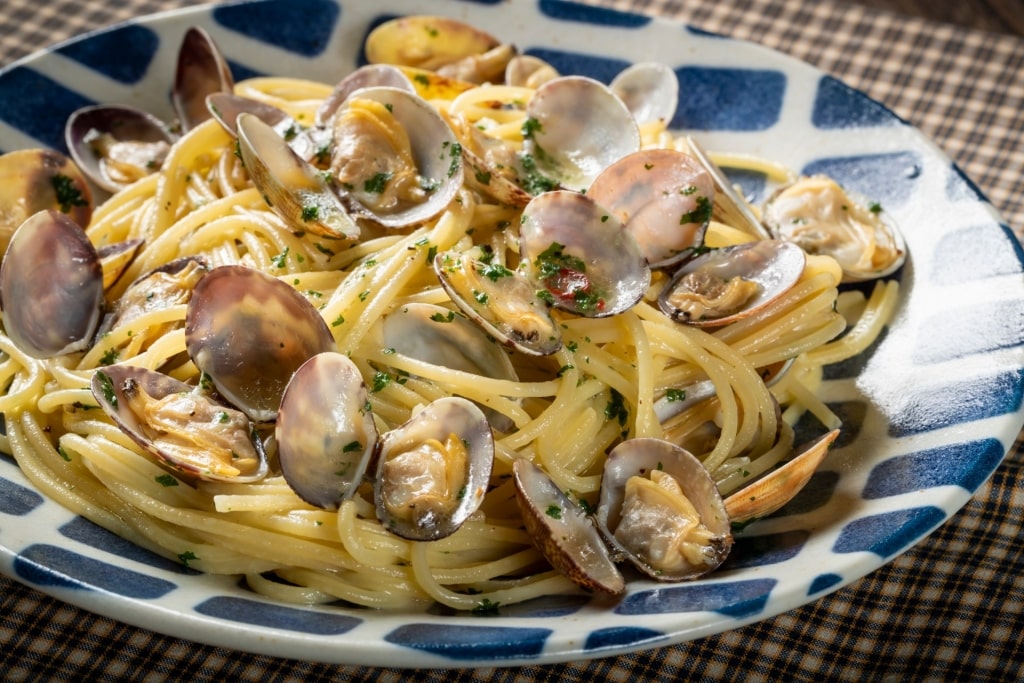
left=1, top=0, right=1022, bottom=680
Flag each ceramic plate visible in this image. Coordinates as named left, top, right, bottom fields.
left=1, top=0, right=1022, bottom=668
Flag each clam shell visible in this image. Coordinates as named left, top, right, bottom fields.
left=657, top=239, right=806, bottom=327
left=588, top=148, right=715, bottom=268
left=0, top=209, right=103, bottom=358
left=172, top=26, right=234, bottom=132
left=90, top=364, right=268, bottom=484
left=610, top=61, right=679, bottom=126
left=0, top=148, right=92, bottom=255
left=524, top=76, right=640, bottom=191
left=519, top=190, right=650, bottom=317
left=374, top=396, right=494, bottom=541
left=364, top=16, right=501, bottom=71
left=724, top=428, right=840, bottom=524
left=184, top=265, right=336, bottom=422
left=315, top=64, right=414, bottom=126
left=512, top=458, right=625, bottom=596
left=596, top=438, right=733, bottom=581
left=686, top=136, right=771, bottom=240
left=65, top=104, right=174, bottom=193
left=276, top=352, right=377, bottom=510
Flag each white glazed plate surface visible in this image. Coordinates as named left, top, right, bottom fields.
left=1, top=0, right=1023, bottom=668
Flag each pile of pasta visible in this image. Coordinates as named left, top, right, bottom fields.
left=0, top=76, right=899, bottom=610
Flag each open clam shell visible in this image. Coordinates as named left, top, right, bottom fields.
left=588, top=148, right=715, bottom=269
left=65, top=104, right=175, bottom=193
left=328, top=86, right=464, bottom=229
left=596, top=438, right=733, bottom=581
left=90, top=364, right=268, bottom=484
left=724, top=428, right=840, bottom=524
left=657, top=239, right=806, bottom=327
left=364, top=15, right=501, bottom=72
left=520, top=190, right=650, bottom=317
left=0, top=209, right=103, bottom=358
left=184, top=265, right=336, bottom=423
left=276, top=352, right=377, bottom=510
left=433, top=250, right=562, bottom=356
left=235, top=112, right=361, bottom=241
left=172, top=26, right=234, bottom=132
left=315, top=64, right=415, bottom=126
left=610, top=61, right=679, bottom=126
left=374, top=396, right=494, bottom=541
left=762, top=174, right=907, bottom=282
left=512, top=458, right=625, bottom=596
left=686, top=136, right=771, bottom=240
left=524, top=76, right=640, bottom=191
left=0, top=149, right=93, bottom=256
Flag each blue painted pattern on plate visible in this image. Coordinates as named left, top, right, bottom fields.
left=0, top=475, right=45, bottom=515
left=59, top=516, right=198, bottom=573
left=930, top=222, right=1024, bottom=285
left=15, top=544, right=177, bottom=598
left=584, top=627, right=667, bottom=651
left=862, top=439, right=1007, bottom=497
left=833, top=507, right=948, bottom=557
left=384, top=623, right=552, bottom=660
left=812, top=76, right=901, bottom=129
left=0, top=68, right=93, bottom=152
left=55, top=24, right=159, bottom=84
left=616, top=578, right=776, bottom=617
left=213, top=0, right=340, bottom=56
left=672, top=67, right=786, bottom=130
left=196, top=596, right=362, bottom=635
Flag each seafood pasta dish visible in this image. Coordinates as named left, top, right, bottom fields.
left=0, top=16, right=903, bottom=610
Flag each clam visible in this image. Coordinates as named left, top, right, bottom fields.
left=184, top=265, right=336, bottom=422
left=365, top=15, right=501, bottom=72
left=609, top=62, right=679, bottom=126
left=377, top=301, right=522, bottom=429
left=512, top=458, right=625, bottom=596
left=520, top=190, right=650, bottom=317
left=276, top=352, right=377, bottom=510
left=596, top=438, right=733, bottom=581
left=524, top=76, right=640, bottom=191
left=235, top=112, right=360, bottom=241
left=686, top=136, right=771, bottom=240
left=433, top=250, right=562, bottom=356
left=654, top=358, right=793, bottom=424
left=587, top=149, right=715, bottom=268
left=454, top=120, right=533, bottom=208
left=172, top=26, right=235, bottom=132
left=0, top=148, right=92, bottom=256
left=206, top=93, right=330, bottom=164
left=505, top=54, right=559, bottom=89
left=658, top=240, right=806, bottom=326
left=97, top=238, right=144, bottom=289
left=102, top=256, right=208, bottom=334
left=91, top=364, right=267, bottom=483
left=374, top=396, right=494, bottom=541
left=65, top=104, right=176, bottom=193
left=762, top=175, right=906, bottom=282
left=315, top=64, right=415, bottom=126
left=724, top=428, right=840, bottom=523
left=0, top=209, right=103, bottom=358
left=327, top=86, right=463, bottom=228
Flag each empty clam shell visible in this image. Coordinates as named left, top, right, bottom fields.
left=505, top=54, right=559, bottom=89
left=374, top=396, right=494, bottom=541
left=686, top=136, right=771, bottom=240
left=724, top=428, right=839, bottom=524
left=610, top=61, right=679, bottom=126
left=184, top=265, right=336, bottom=422
left=596, top=438, right=733, bottom=581
left=91, top=364, right=268, bottom=484
left=276, top=352, right=377, bottom=510
left=588, top=148, right=715, bottom=268
left=658, top=239, right=806, bottom=327
left=0, top=209, right=103, bottom=358
left=364, top=16, right=501, bottom=71
left=315, top=64, right=415, bottom=126
left=512, top=458, right=625, bottom=596
left=520, top=190, right=650, bottom=317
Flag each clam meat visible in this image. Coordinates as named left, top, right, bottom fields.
left=91, top=364, right=267, bottom=483
left=596, top=438, right=732, bottom=581
left=374, top=396, right=494, bottom=541
left=763, top=174, right=906, bottom=282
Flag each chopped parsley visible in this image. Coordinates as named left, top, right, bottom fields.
left=99, top=347, right=120, bottom=366
left=331, top=313, right=345, bottom=327
left=94, top=370, right=117, bottom=409
left=371, top=371, right=391, bottom=392
left=545, top=504, right=562, bottom=520
left=664, top=388, right=687, bottom=402
left=271, top=248, right=289, bottom=268
left=478, top=261, right=513, bottom=282
left=177, top=550, right=199, bottom=568
left=363, top=172, right=393, bottom=194
left=342, top=440, right=362, bottom=453
left=604, top=389, right=628, bottom=426
left=51, top=173, right=87, bottom=213
left=472, top=599, right=501, bottom=616
left=521, top=117, right=543, bottom=139
left=430, top=311, right=456, bottom=323
left=301, top=205, right=320, bottom=222
left=156, top=474, right=179, bottom=487
left=679, top=195, right=712, bottom=226
left=868, top=201, right=883, bottom=213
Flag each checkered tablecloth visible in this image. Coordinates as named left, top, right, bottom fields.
left=1, top=0, right=1022, bottom=680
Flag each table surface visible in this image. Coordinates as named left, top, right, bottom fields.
left=1, top=1, right=1022, bottom=681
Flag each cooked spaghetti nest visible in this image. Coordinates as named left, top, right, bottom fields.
left=0, top=76, right=900, bottom=611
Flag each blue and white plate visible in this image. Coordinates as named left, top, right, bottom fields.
left=1, top=0, right=1022, bottom=668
